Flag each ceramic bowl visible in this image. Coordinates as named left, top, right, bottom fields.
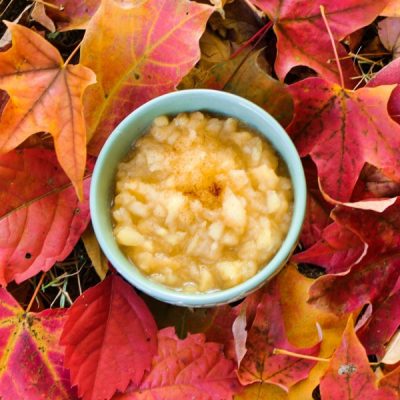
left=90, top=89, right=306, bottom=307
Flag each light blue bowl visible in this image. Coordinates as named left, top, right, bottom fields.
left=90, top=89, right=306, bottom=307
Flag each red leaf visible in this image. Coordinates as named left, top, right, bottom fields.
left=368, top=57, right=400, bottom=124
left=300, top=158, right=333, bottom=249
left=237, top=278, right=320, bottom=389
left=358, top=290, right=400, bottom=357
left=0, top=149, right=90, bottom=285
left=287, top=78, right=400, bottom=201
left=0, top=288, right=76, bottom=399
left=113, top=327, right=241, bottom=400
left=320, top=317, right=397, bottom=400
left=247, top=0, right=384, bottom=85
left=380, top=365, right=400, bottom=397
left=61, top=274, right=158, bottom=400
left=294, top=223, right=366, bottom=274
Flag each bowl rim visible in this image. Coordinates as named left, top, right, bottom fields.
left=90, top=89, right=306, bottom=307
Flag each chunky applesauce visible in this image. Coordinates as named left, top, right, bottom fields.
left=112, top=112, right=293, bottom=292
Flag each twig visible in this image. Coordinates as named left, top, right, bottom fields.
left=273, top=348, right=331, bottom=362
left=320, top=5, right=344, bottom=88
left=64, top=41, right=82, bottom=66
left=25, top=272, right=46, bottom=313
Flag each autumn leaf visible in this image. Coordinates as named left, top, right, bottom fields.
left=357, top=291, right=400, bottom=357
left=319, top=317, right=397, bottom=400
left=378, top=17, right=400, bottom=59
left=0, top=288, right=75, bottom=399
left=0, top=149, right=90, bottom=286
left=294, top=223, right=366, bottom=274
left=235, top=383, right=287, bottom=400
left=247, top=0, right=385, bottom=85
left=287, top=77, right=400, bottom=201
left=300, top=158, right=333, bottom=249
left=382, top=0, right=400, bottom=17
left=368, top=57, right=400, bottom=124
left=61, top=274, right=158, bottom=400
left=113, top=327, right=241, bottom=400
left=238, top=276, right=320, bottom=390
left=82, top=0, right=214, bottom=155
left=0, top=22, right=96, bottom=199
left=32, top=0, right=101, bottom=31
left=379, top=365, right=400, bottom=395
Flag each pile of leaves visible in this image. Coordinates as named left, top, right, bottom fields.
left=1, top=0, right=400, bottom=399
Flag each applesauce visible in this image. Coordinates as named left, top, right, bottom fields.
left=112, top=112, right=293, bottom=292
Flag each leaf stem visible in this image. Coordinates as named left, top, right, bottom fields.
left=34, top=0, right=64, bottom=11
left=320, top=5, right=344, bottom=88
left=230, top=21, right=273, bottom=59
left=273, top=348, right=331, bottom=362
left=25, top=272, right=46, bottom=313
left=64, top=41, right=82, bottom=66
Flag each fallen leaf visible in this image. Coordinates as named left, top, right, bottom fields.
left=33, top=0, right=101, bottom=31
left=294, top=223, right=366, bottom=274
left=0, top=5, right=32, bottom=48
left=61, top=274, right=158, bottom=400
left=319, top=317, right=397, bottom=400
left=0, top=22, right=96, bottom=198
left=247, top=0, right=384, bottom=85
left=0, top=149, right=90, bottom=286
left=276, top=265, right=349, bottom=400
left=82, top=0, right=213, bottom=155
left=358, top=292, right=400, bottom=357
left=113, top=327, right=241, bottom=400
left=81, top=223, right=109, bottom=280
left=31, top=2, right=56, bottom=32
left=232, top=306, right=247, bottom=366
left=382, top=1, right=400, bottom=17
left=0, top=288, right=76, bottom=399
left=381, top=330, right=400, bottom=364
left=379, top=365, right=400, bottom=396
left=368, top=57, right=400, bottom=124
left=378, top=17, right=400, bottom=58
left=287, top=78, right=400, bottom=201
left=235, top=382, right=287, bottom=400
left=238, top=276, right=320, bottom=390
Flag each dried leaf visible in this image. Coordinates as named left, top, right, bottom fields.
left=382, top=1, right=400, bottom=17
left=378, top=17, right=400, bottom=58
left=0, top=149, right=90, bottom=285
left=0, top=22, right=96, bottom=198
left=381, top=330, right=400, bottom=364
left=232, top=306, right=247, bottom=366
left=0, top=288, right=76, bottom=399
left=82, top=0, right=213, bottom=155
left=113, top=327, right=241, bottom=400
left=247, top=0, right=385, bottom=85
left=61, top=274, right=158, bottom=400
left=287, top=78, right=400, bottom=201
left=81, top=223, right=109, bottom=280
left=319, top=317, right=397, bottom=400
left=238, top=276, right=320, bottom=390
left=31, top=3, right=56, bottom=32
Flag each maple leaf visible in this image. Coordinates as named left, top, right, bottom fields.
left=81, top=0, right=214, bottom=155
left=0, top=288, right=76, bottom=400
left=61, top=274, right=158, bottom=400
left=294, top=223, right=366, bottom=274
left=287, top=77, right=400, bottom=201
left=319, top=317, right=397, bottom=400
left=0, top=149, right=90, bottom=286
left=379, top=365, right=400, bottom=396
left=182, top=49, right=294, bottom=127
left=0, top=22, right=96, bottom=199
left=368, top=57, right=400, bottom=124
left=113, top=327, right=241, bottom=400
left=237, top=276, right=320, bottom=390
left=247, top=0, right=386, bottom=85
left=300, top=158, right=333, bottom=249
left=358, top=290, right=400, bottom=357
left=32, top=0, right=100, bottom=31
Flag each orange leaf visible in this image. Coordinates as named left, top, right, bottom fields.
left=0, top=288, right=76, bottom=399
left=81, top=0, right=214, bottom=155
left=0, top=22, right=96, bottom=199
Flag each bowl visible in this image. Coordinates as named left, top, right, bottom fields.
left=90, top=89, right=306, bottom=307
